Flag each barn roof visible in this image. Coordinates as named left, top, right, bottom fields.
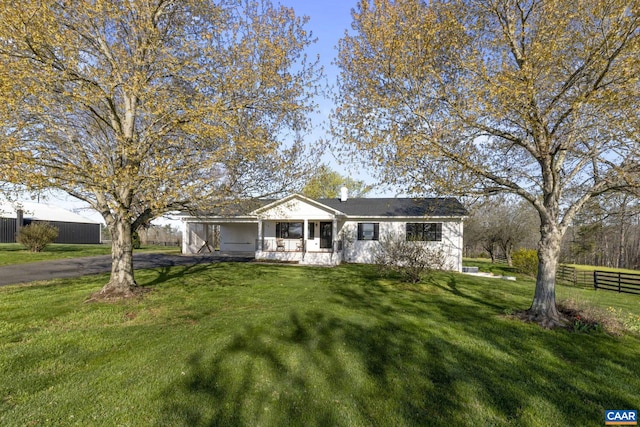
left=0, top=201, right=101, bottom=224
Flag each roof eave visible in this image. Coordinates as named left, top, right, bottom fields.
left=251, top=193, right=346, bottom=217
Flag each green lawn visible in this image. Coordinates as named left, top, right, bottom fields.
left=464, top=256, right=640, bottom=276
left=563, top=263, right=640, bottom=275
left=1, top=262, right=639, bottom=426
left=0, top=243, right=180, bottom=266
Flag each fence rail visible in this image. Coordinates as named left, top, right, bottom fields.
left=594, top=271, right=640, bottom=295
left=557, top=265, right=640, bottom=295
left=556, top=265, right=594, bottom=289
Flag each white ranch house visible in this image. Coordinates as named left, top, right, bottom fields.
left=180, top=193, right=467, bottom=271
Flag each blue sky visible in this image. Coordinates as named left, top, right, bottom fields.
left=278, top=1, right=357, bottom=167
left=278, top=0, right=355, bottom=80
left=277, top=0, right=386, bottom=193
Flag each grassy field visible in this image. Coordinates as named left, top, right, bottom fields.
left=1, top=262, right=639, bottom=426
left=464, top=256, right=640, bottom=276
left=0, top=243, right=180, bottom=266
left=563, top=263, right=640, bottom=275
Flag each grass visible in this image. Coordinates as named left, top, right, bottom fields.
left=0, top=243, right=180, bottom=266
left=464, top=256, right=640, bottom=276
left=563, top=263, right=640, bottom=275
left=1, top=262, right=639, bottom=426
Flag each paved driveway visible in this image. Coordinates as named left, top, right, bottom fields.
left=0, top=253, right=253, bottom=287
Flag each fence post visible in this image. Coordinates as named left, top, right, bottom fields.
left=594, top=270, right=598, bottom=291
left=618, top=272, right=622, bottom=293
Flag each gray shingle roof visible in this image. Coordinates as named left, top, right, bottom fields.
left=317, top=197, right=468, bottom=217
left=182, top=195, right=467, bottom=218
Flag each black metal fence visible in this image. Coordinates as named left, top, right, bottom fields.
left=0, top=218, right=17, bottom=243
left=557, top=265, right=640, bottom=295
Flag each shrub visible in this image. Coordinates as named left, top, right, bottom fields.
left=374, top=234, right=449, bottom=283
left=512, top=248, right=538, bottom=276
left=17, top=222, right=59, bottom=252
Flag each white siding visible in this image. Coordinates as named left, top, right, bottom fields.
left=258, top=199, right=335, bottom=220
left=182, top=222, right=213, bottom=254
left=340, top=219, right=463, bottom=271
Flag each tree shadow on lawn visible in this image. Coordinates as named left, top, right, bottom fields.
left=436, top=274, right=523, bottom=312
left=158, top=275, right=639, bottom=426
left=140, top=258, right=254, bottom=289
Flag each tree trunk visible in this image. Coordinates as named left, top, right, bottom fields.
left=503, top=241, right=513, bottom=267
left=89, top=217, right=137, bottom=300
left=486, top=242, right=497, bottom=263
left=527, top=224, right=565, bottom=328
left=618, top=196, right=627, bottom=269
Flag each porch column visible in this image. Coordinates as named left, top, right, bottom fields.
left=303, top=219, right=308, bottom=253
left=332, top=218, right=338, bottom=252
left=257, top=219, right=263, bottom=251
left=181, top=220, right=189, bottom=254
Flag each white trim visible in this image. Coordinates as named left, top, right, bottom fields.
left=343, top=216, right=466, bottom=221
left=183, top=216, right=258, bottom=224
left=251, top=193, right=346, bottom=217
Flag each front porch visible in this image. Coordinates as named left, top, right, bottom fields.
left=256, top=236, right=341, bottom=266
left=255, top=218, right=342, bottom=266
left=255, top=248, right=340, bottom=266
left=181, top=195, right=346, bottom=266
left=182, top=219, right=343, bottom=266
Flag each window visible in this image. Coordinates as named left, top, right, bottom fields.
left=276, top=222, right=303, bottom=239
left=406, top=223, right=442, bottom=241
left=308, top=222, right=315, bottom=240
left=357, top=223, right=379, bottom=240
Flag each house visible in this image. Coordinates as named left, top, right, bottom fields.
left=180, top=192, right=467, bottom=269
left=180, top=192, right=467, bottom=271
left=0, top=201, right=102, bottom=244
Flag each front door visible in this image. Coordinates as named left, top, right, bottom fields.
left=319, top=222, right=333, bottom=249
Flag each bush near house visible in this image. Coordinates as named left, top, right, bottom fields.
left=374, top=234, right=448, bottom=283
left=16, top=222, right=59, bottom=252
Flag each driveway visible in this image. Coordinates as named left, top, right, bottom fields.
left=0, top=253, right=253, bottom=287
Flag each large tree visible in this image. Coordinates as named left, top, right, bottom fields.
left=301, top=164, right=372, bottom=199
left=0, top=0, right=321, bottom=299
left=333, top=0, right=640, bottom=326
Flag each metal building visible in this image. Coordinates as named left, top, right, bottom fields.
left=0, top=201, right=101, bottom=244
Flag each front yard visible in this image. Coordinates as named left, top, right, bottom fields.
left=0, top=243, right=180, bottom=266
left=1, top=262, right=638, bottom=426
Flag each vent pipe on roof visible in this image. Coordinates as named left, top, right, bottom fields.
left=340, top=186, right=348, bottom=202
